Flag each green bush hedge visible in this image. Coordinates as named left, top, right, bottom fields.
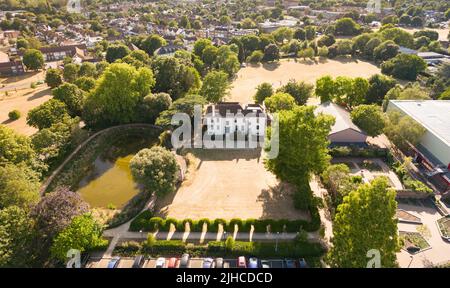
left=8, top=110, right=21, bottom=120
left=129, top=214, right=321, bottom=233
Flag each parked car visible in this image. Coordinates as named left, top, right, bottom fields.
left=179, top=254, right=190, bottom=268
left=132, top=255, right=145, bottom=268
left=202, top=258, right=214, bottom=268
left=107, top=257, right=121, bottom=268
left=215, top=258, right=224, bottom=268
left=298, top=258, right=308, bottom=268
left=248, top=257, right=258, bottom=268
left=237, top=256, right=247, bottom=268
left=155, top=257, right=166, bottom=268
left=260, top=260, right=270, bottom=268
left=167, top=257, right=178, bottom=268
left=284, top=259, right=297, bottom=268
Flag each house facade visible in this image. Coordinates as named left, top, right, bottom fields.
left=204, top=103, right=268, bottom=137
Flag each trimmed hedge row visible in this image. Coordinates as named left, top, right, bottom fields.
left=114, top=239, right=325, bottom=258
left=129, top=211, right=321, bottom=233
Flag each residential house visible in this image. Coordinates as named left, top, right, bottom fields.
left=205, top=102, right=268, bottom=137
left=19, top=44, right=88, bottom=62
left=315, top=102, right=368, bottom=146
left=0, top=52, right=24, bottom=76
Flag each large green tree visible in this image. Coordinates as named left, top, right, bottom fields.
left=130, top=146, right=179, bottom=196
left=141, top=34, right=166, bottom=56
left=350, top=105, right=386, bottom=137
left=52, top=83, right=86, bottom=117
left=83, top=63, right=155, bottom=127
left=200, top=71, right=230, bottom=103
left=381, top=53, right=427, bottom=81
left=27, top=99, right=69, bottom=130
left=0, top=125, right=36, bottom=167
left=50, top=214, right=107, bottom=261
left=254, top=82, right=274, bottom=104
left=264, top=92, right=296, bottom=113
left=265, top=106, right=334, bottom=207
left=328, top=177, right=399, bottom=268
left=0, top=164, right=40, bottom=209
left=22, top=49, right=44, bottom=71
left=277, top=80, right=313, bottom=106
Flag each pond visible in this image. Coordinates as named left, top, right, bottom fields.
left=77, top=136, right=157, bottom=209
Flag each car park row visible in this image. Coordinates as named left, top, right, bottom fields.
left=89, top=255, right=308, bottom=269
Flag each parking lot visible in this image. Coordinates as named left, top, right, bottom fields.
left=87, top=257, right=298, bottom=269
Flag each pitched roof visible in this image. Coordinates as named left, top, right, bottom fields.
left=315, top=101, right=365, bottom=135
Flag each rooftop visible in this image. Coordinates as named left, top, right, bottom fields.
left=389, top=100, right=450, bottom=145
left=315, top=101, right=365, bottom=136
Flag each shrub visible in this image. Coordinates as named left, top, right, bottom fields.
left=210, top=218, right=227, bottom=233
left=8, top=110, right=21, bottom=121
left=178, top=218, right=194, bottom=232
left=196, top=218, right=211, bottom=233
left=227, top=218, right=244, bottom=233
left=115, top=241, right=141, bottom=256
left=143, top=240, right=186, bottom=255
left=253, top=220, right=271, bottom=233
left=241, top=219, right=255, bottom=233
left=148, top=217, right=165, bottom=232
left=163, top=218, right=179, bottom=232
left=129, top=210, right=153, bottom=231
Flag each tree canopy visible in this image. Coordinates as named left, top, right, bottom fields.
left=351, top=105, right=386, bottom=137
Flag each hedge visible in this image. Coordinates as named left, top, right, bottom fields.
left=130, top=214, right=321, bottom=234
left=114, top=240, right=325, bottom=259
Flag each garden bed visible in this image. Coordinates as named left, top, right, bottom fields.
left=437, top=216, right=450, bottom=240
left=399, top=231, right=430, bottom=254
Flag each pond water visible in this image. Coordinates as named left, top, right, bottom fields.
left=77, top=136, right=156, bottom=209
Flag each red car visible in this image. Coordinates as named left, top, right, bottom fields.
left=237, top=256, right=247, bottom=268
left=168, top=257, right=178, bottom=268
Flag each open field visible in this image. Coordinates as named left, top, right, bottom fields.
left=155, top=149, right=310, bottom=221
left=0, top=86, right=52, bottom=136
left=0, top=71, right=51, bottom=136
left=228, top=58, right=381, bottom=104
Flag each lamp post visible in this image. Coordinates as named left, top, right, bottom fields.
left=275, top=232, right=279, bottom=252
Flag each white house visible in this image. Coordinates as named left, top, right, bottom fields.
left=204, top=103, right=268, bottom=137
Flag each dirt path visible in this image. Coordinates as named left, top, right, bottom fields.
left=228, top=58, right=381, bottom=104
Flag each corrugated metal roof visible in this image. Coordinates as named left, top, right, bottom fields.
left=315, top=101, right=365, bottom=135
left=389, top=100, right=450, bottom=145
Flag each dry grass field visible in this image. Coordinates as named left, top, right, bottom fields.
left=228, top=58, right=381, bottom=104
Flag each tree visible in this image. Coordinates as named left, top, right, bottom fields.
left=27, top=99, right=69, bottom=130
left=32, top=116, right=82, bottom=163
left=277, top=80, right=313, bottom=106
left=32, top=187, right=89, bottom=241
left=328, top=177, right=399, bottom=268
left=130, top=147, right=179, bottom=196
left=78, top=62, right=97, bottom=78
left=366, top=74, right=396, bottom=105
left=318, top=46, right=329, bottom=58
left=315, top=75, right=335, bottom=103
left=264, top=92, right=296, bottom=113
left=335, top=18, right=361, bottom=36
left=83, top=63, right=155, bottom=127
left=193, top=39, right=212, bottom=58
left=140, top=93, right=172, bottom=123
left=141, top=34, right=166, bottom=56
left=63, top=63, right=79, bottom=83
left=335, top=40, right=354, bottom=56
left=413, top=30, right=439, bottom=41
left=53, top=83, right=85, bottom=117
left=179, top=15, right=191, bottom=29
left=200, top=71, right=230, bottom=103
left=373, top=40, right=399, bottom=61
left=0, top=125, right=36, bottom=167
left=384, top=111, right=426, bottom=150
left=50, top=214, right=107, bottom=261
left=254, top=83, right=274, bottom=104
left=363, top=38, right=382, bottom=59
left=247, top=50, right=264, bottom=63
left=380, top=28, right=414, bottom=48
left=317, top=34, right=335, bottom=47
left=241, top=18, right=256, bottom=29
left=202, top=45, right=218, bottom=67
left=74, top=76, right=96, bottom=92
left=440, top=87, right=450, bottom=100
left=396, top=85, right=431, bottom=100
left=381, top=54, right=427, bottom=81
left=0, top=164, right=40, bottom=209
left=351, top=105, right=386, bottom=137
left=152, top=57, right=201, bottom=100
left=337, top=77, right=365, bottom=108
left=265, top=106, right=334, bottom=208
left=45, top=68, right=62, bottom=89
left=105, top=44, right=130, bottom=63
left=298, top=47, right=315, bottom=60
left=156, top=94, right=207, bottom=127
left=263, top=44, right=280, bottom=62
left=0, top=206, right=34, bottom=267
left=22, top=49, right=44, bottom=71
left=219, top=15, right=232, bottom=26
left=214, top=46, right=240, bottom=77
